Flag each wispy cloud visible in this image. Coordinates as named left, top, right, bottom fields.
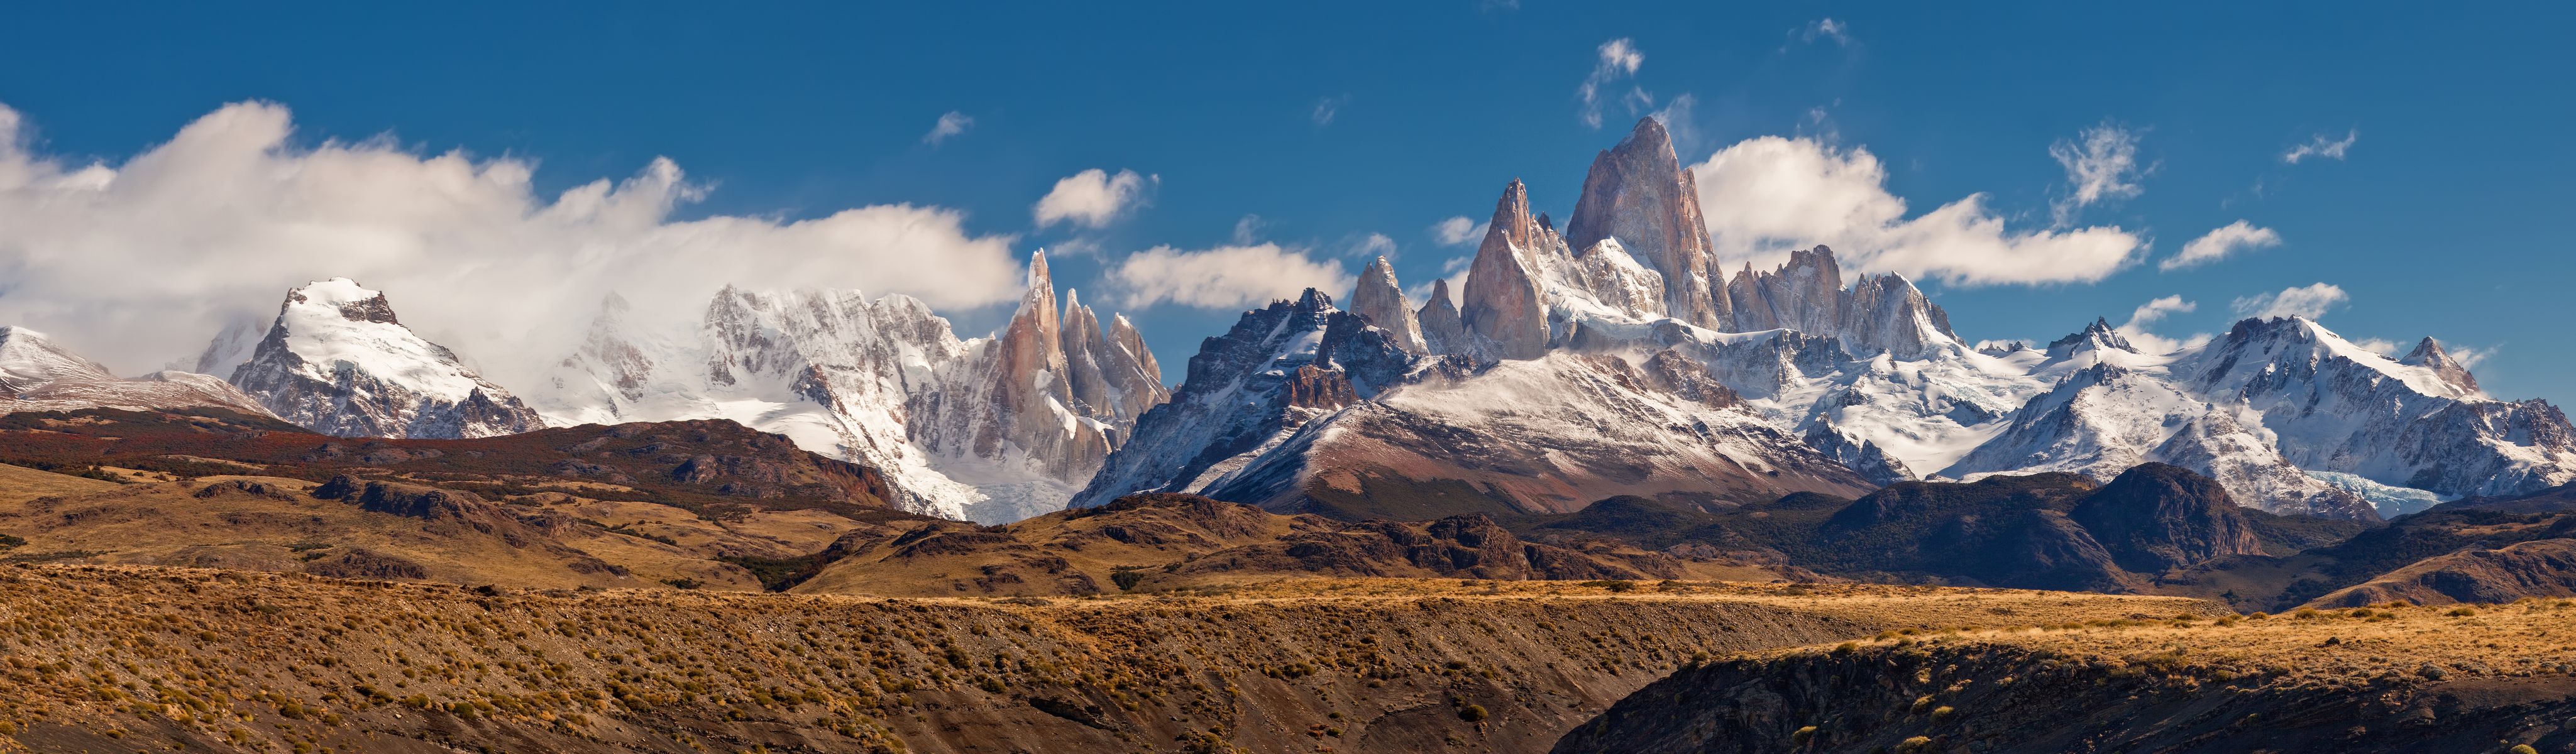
left=922, top=111, right=973, bottom=146
left=1800, top=18, right=1852, bottom=46
left=2282, top=129, right=2359, bottom=164
left=2049, top=121, right=2147, bottom=226
left=1429, top=216, right=1488, bottom=247
left=2232, top=282, right=2348, bottom=320
left=1577, top=38, right=1645, bottom=128
left=2449, top=342, right=2496, bottom=369
left=2162, top=220, right=2281, bottom=271
left=1311, top=95, right=1349, bottom=126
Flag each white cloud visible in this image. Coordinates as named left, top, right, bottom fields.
left=2049, top=122, right=2146, bottom=225
left=2162, top=220, right=2281, bottom=271
left=2354, top=337, right=2401, bottom=356
left=2231, top=282, right=2348, bottom=320
left=922, top=111, right=973, bottom=146
left=1348, top=232, right=1397, bottom=260
left=1649, top=93, right=1701, bottom=156
left=2125, top=295, right=2194, bottom=327
left=1430, top=216, right=1487, bottom=246
left=1577, top=38, right=1645, bottom=129
left=1106, top=243, right=1353, bottom=310
left=2115, top=295, right=2210, bottom=354
left=1033, top=168, right=1152, bottom=229
left=0, top=100, right=1025, bottom=393
left=1800, top=18, right=1852, bottom=46
left=2449, top=343, right=2495, bottom=369
left=1688, top=136, right=2144, bottom=286
left=1312, top=95, right=1348, bottom=126
left=2282, top=129, right=2359, bottom=164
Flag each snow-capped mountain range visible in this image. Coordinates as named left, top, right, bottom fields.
left=1, top=325, right=272, bottom=418
left=529, top=252, right=1166, bottom=522
left=1072, top=117, right=2576, bottom=522
left=4, top=116, right=2565, bottom=525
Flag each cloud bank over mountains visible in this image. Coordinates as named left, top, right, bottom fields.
left=0, top=101, right=1026, bottom=391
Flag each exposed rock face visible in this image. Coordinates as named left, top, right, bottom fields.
left=1416, top=279, right=1468, bottom=356
left=0, top=326, right=274, bottom=418
left=2048, top=317, right=2136, bottom=359
left=962, top=253, right=1109, bottom=484
left=1460, top=180, right=1553, bottom=360
left=1348, top=256, right=1428, bottom=353
left=1101, top=311, right=1172, bottom=422
left=2401, top=336, right=2481, bottom=395
left=228, top=279, right=544, bottom=439
left=1724, top=246, right=1959, bottom=359
left=531, top=251, right=1165, bottom=523
left=2069, top=462, right=2266, bottom=573
left=1071, top=290, right=1356, bottom=508
left=1565, top=117, right=1728, bottom=328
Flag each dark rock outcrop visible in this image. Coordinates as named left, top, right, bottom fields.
left=2069, top=462, right=2265, bottom=573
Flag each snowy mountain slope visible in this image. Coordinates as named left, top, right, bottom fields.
left=1070, top=290, right=1357, bottom=508
left=2177, top=317, right=2575, bottom=499
left=1, top=324, right=116, bottom=393
left=530, top=252, right=1166, bottom=523
left=1067, top=283, right=1869, bottom=517
left=1069, top=114, right=2572, bottom=523
left=0, top=326, right=273, bottom=418
left=227, top=279, right=544, bottom=439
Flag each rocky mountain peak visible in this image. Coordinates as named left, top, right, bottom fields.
left=226, top=278, right=544, bottom=439
left=1565, top=116, right=1729, bottom=329
left=2069, top=462, right=2266, bottom=573
left=2047, top=317, right=2137, bottom=358
left=1722, top=246, right=1957, bottom=359
left=2401, top=337, right=2482, bottom=395
left=1461, top=179, right=1552, bottom=360
left=286, top=277, right=403, bottom=325
left=1350, top=256, right=1428, bottom=354
left=1417, top=278, right=1468, bottom=356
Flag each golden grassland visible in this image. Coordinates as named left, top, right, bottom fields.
left=0, top=566, right=2217, bottom=754
left=1814, top=597, right=2576, bottom=687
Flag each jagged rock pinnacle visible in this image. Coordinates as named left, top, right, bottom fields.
left=1351, top=256, right=1428, bottom=354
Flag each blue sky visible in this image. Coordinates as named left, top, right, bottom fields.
left=3, top=3, right=2569, bottom=403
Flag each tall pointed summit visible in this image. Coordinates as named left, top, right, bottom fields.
left=1565, top=116, right=1731, bottom=329
left=1350, top=256, right=1428, bottom=354
left=1460, top=179, right=1551, bottom=359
